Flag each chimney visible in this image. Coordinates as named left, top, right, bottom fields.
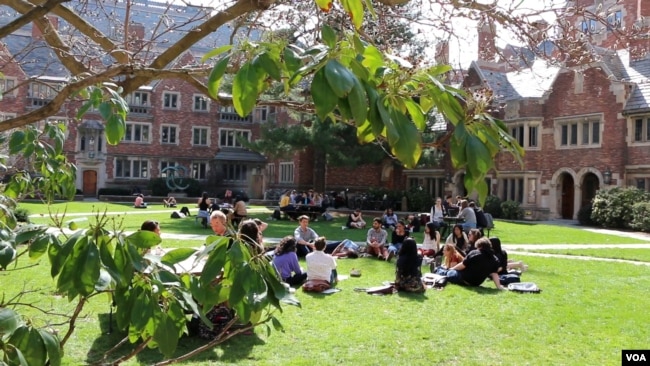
left=477, top=17, right=497, bottom=62
left=129, top=22, right=145, bottom=40
left=435, top=41, right=449, bottom=65
left=32, top=16, right=59, bottom=40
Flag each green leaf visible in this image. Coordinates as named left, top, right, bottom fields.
left=271, top=316, right=284, bottom=332
left=347, top=77, right=367, bottom=126
left=0, top=308, right=22, bottom=336
left=282, top=47, right=302, bottom=75
left=232, top=63, right=259, bottom=117
left=98, top=101, right=112, bottom=120
left=200, top=44, right=233, bottom=62
left=311, top=68, right=338, bottom=120
left=404, top=99, right=426, bottom=131
left=76, top=100, right=93, bottom=119
left=337, top=96, right=353, bottom=121
left=388, top=108, right=421, bottom=168
left=8, top=131, right=27, bottom=155
left=0, top=240, right=16, bottom=269
left=314, top=0, right=333, bottom=11
left=207, top=56, right=229, bottom=99
left=76, top=241, right=100, bottom=296
left=450, top=122, right=469, bottom=168
left=362, top=46, right=384, bottom=78
left=38, top=329, right=61, bottom=366
left=28, top=233, right=52, bottom=259
left=161, top=248, right=197, bottom=266
left=9, top=326, right=47, bottom=366
left=199, top=238, right=228, bottom=288
left=352, top=34, right=366, bottom=54
left=321, top=24, right=337, bottom=48
left=341, top=0, right=364, bottom=29
left=356, top=119, right=375, bottom=143
left=153, top=314, right=179, bottom=359
left=15, top=225, right=47, bottom=245
left=126, top=230, right=161, bottom=250
left=105, top=114, right=125, bottom=145
left=324, top=60, right=355, bottom=98
left=256, top=52, right=282, bottom=81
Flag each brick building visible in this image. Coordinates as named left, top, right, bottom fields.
left=450, top=0, right=650, bottom=219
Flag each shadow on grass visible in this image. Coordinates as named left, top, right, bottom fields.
left=453, top=285, right=504, bottom=295
left=89, top=313, right=265, bottom=365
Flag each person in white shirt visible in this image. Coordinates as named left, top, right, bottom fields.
left=305, top=237, right=337, bottom=284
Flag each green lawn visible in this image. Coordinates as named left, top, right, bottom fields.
left=526, top=248, right=650, bottom=262
left=7, top=202, right=650, bottom=365
left=5, top=244, right=649, bottom=365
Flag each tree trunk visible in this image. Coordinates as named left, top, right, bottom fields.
left=313, top=149, right=326, bottom=193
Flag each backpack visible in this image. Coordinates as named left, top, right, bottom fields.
left=272, top=209, right=282, bottom=220
left=322, top=212, right=333, bottom=221
left=180, top=206, right=191, bottom=216
left=170, top=211, right=184, bottom=219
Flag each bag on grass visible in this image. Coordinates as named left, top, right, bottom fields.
left=507, top=282, right=541, bottom=294
left=354, top=284, right=395, bottom=295
left=302, top=279, right=331, bottom=293
left=180, top=206, right=191, bottom=216
left=322, top=212, right=333, bottom=221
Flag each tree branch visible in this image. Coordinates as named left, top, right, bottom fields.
left=121, top=0, right=270, bottom=94
left=59, top=295, right=86, bottom=347
left=30, top=0, right=130, bottom=64
left=0, top=0, right=69, bottom=39
left=10, top=0, right=88, bottom=75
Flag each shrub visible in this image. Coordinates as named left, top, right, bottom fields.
left=591, top=187, right=650, bottom=229
left=501, top=200, right=523, bottom=220
left=577, top=203, right=596, bottom=226
left=147, top=178, right=171, bottom=197
left=184, top=179, right=203, bottom=197
left=483, top=195, right=503, bottom=218
left=405, top=187, right=433, bottom=212
left=97, top=187, right=131, bottom=196
left=630, top=202, right=650, bottom=232
left=14, top=207, right=30, bottom=223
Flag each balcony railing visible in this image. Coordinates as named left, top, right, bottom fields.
left=129, top=105, right=152, bottom=115
left=220, top=112, right=251, bottom=123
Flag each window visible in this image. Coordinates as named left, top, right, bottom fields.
left=193, top=94, right=209, bottom=112
left=192, top=161, right=208, bottom=180
left=160, top=161, right=178, bottom=177
left=607, top=10, right=622, bottom=30
left=123, top=122, right=150, bottom=142
left=255, top=106, right=272, bottom=122
left=0, top=78, right=15, bottom=97
left=500, top=177, right=524, bottom=203
left=527, top=178, right=537, bottom=204
left=115, top=158, right=149, bottom=178
left=636, top=178, right=646, bottom=191
left=279, top=162, right=294, bottom=183
left=633, top=118, right=650, bottom=142
left=163, top=92, right=179, bottom=109
left=161, top=125, right=177, bottom=144
left=192, top=127, right=209, bottom=146
left=581, top=19, right=597, bottom=33
left=425, top=177, right=446, bottom=200
left=222, top=163, right=247, bottom=181
left=219, top=129, right=250, bottom=148
left=558, top=119, right=601, bottom=147
left=509, top=122, right=539, bottom=149
left=126, top=91, right=150, bottom=114
left=28, top=82, right=60, bottom=105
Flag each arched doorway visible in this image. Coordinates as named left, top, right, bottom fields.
left=581, top=173, right=600, bottom=208
left=82, top=170, right=97, bottom=196
left=560, top=173, right=575, bottom=219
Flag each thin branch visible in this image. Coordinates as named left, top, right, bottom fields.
left=0, top=0, right=69, bottom=39
left=59, top=296, right=87, bottom=347
left=108, top=336, right=152, bottom=366
left=101, top=336, right=131, bottom=363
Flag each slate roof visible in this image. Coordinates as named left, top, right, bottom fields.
left=474, top=59, right=561, bottom=102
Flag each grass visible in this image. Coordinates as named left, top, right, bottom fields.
left=526, top=248, right=650, bottom=262
left=7, top=202, right=650, bottom=364
left=5, top=244, right=650, bottom=365
left=18, top=201, right=650, bottom=245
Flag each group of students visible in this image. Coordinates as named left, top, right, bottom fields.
left=278, top=189, right=328, bottom=220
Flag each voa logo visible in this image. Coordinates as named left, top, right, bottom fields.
left=625, top=353, right=647, bottom=362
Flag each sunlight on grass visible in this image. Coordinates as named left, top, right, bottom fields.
left=528, top=248, right=650, bottom=262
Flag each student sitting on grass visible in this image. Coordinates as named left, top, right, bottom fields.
left=445, top=237, right=505, bottom=290
left=134, top=194, right=147, bottom=208
left=272, top=236, right=307, bottom=287
left=395, top=238, right=425, bottom=293
left=163, top=195, right=177, bottom=208
left=305, top=237, right=337, bottom=285
left=346, top=209, right=366, bottom=229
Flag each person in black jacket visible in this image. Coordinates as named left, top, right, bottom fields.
left=445, top=237, right=505, bottom=290
left=395, top=238, right=424, bottom=293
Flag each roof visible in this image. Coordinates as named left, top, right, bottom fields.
left=214, top=148, right=267, bottom=163
left=473, top=59, right=561, bottom=101
left=616, top=50, right=650, bottom=114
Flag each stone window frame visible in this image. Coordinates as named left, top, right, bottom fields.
left=508, top=120, right=541, bottom=150
left=115, top=157, right=149, bottom=179
left=191, top=126, right=210, bottom=146
left=123, top=122, right=151, bottom=143
left=279, top=162, right=294, bottom=183
left=221, top=163, right=248, bottom=182
left=218, top=128, right=251, bottom=148
left=192, top=94, right=209, bottom=112
left=160, top=160, right=178, bottom=178
left=161, top=124, right=179, bottom=145
left=162, top=91, right=180, bottom=110
left=630, top=116, right=650, bottom=145
left=0, top=77, right=17, bottom=98
left=554, top=114, right=603, bottom=149
left=191, top=161, right=209, bottom=180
